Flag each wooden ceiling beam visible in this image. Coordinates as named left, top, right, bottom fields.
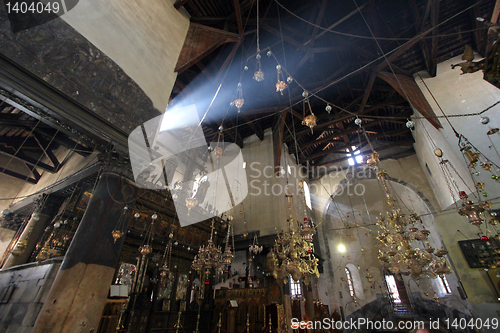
left=310, top=138, right=415, bottom=170
left=300, top=127, right=410, bottom=162
left=304, top=4, right=366, bottom=46
left=174, top=0, right=190, bottom=10
left=241, top=114, right=264, bottom=141
left=233, top=0, right=243, bottom=35
left=215, top=37, right=243, bottom=81
left=261, top=24, right=308, bottom=52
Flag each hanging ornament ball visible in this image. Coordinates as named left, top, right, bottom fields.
left=480, top=116, right=490, bottom=124
left=124, top=206, right=128, bottom=210
left=361, top=248, right=364, bottom=252
left=230, top=101, right=235, bottom=107
left=267, top=50, right=272, bottom=57
left=287, top=76, right=293, bottom=83
left=406, top=120, right=415, bottom=129
left=54, top=222, right=61, bottom=228
left=63, top=219, right=69, bottom=225
left=325, top=105, right=332, bottom=113
left=256, top=54, right=261, bottom=60
left=237, top=82, right=242, bottom=88
left=492, top=175, right=499, bottom=180
left=152, top=213, right=158, bottom=220
left=483, top=193, right=489, bottom=197
left=218, top=125, right=224, bottom=132
left=481, top=235, right=489, bottom=241
left=169, top=232, right=174, bottom=238
left=244, top=65, right=249, bottom=71
left=434, top=148, right=443, bottom=157
left=354, top=117, right=362, bottom=126
left=134, top=212, right=140, bottom=218
left=302, top=91, right=309, bottom=98
left=276, top=64, right=281, bottom=70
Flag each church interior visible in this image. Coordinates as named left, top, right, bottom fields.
left=1, top=0, right=500, bottom=332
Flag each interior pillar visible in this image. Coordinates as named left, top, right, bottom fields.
left=3, top=195, right=61, bottom=269
left=32, top=171, right=138, bottom=333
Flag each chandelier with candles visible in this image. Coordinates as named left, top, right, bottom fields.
left=191, top=220, right=233, bottom=277
left=267, top=192, right=319, bottom=285
left=373, top=161, right=451, bottom=279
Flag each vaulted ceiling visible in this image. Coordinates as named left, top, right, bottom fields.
left=170, top=0, right=497, bottom=171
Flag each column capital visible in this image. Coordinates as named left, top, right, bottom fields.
left=98, top=150, right=135, bottom=182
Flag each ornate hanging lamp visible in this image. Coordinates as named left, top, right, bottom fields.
left=275, top=65, right=288, bottom=95
left=267, top=190, right=319, bottom=285
left=139, top=213, right=157, bottom=255
left=301, top=92, right=317, bottom=133
left=253, top=0, right=264, bottom=82
left=232, top=83, right=244, bottom=113
left=192, top=220, right=231, bottom=277
left=112, top=206, right=130, bottom=243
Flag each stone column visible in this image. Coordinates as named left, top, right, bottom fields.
left=227, top=308, right=236, bottom=333
left=304, top=283, right=316, bottom=333
left=3, top=195, right=61, bottom=269
left=33, top=168, right=138, bottom=333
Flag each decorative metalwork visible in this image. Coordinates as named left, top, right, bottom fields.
left=111, top=206, right=129, bottom=243
left=249, top=234, right=263, bottom=255
left=139, top=213, right=157, bottom=255
left=375, top=168, right=451, bottom=279
left=232, top=83, right=244, bottom=113
left=275, top=65, right=288, bottom=95
left=192, top=220, right=232, bottom=276
left=301, top=97, right=317, bottom=133
left=267, top=192, right=319, bottom=285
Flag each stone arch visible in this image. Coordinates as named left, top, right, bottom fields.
left=317, top=167, right=443, bottom=316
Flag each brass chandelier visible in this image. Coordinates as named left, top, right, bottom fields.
left=268, top=192, right=319, bottom=285
left=191, top=220, right=233, bottom=277
left=375, top=167, right=451, bottom=279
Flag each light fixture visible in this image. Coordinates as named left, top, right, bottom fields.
left=253, top=0, right=264, bottom=82
left=249, top=234, right=263, bottom=255
left=111, top=206, right=130, bottom=243
left=301, top=96, right=317, bottom=133
left=275, top=65, right=287, bottom=95
left=338, top=244, right=346, bottom=253
left=232, top=82, right=244, bottom=113
left=192, top=220, right=232, bottom=277
left=268, top=192, right=319, bottom=285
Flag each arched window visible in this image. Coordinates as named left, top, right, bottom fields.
left=289, top=277, right=302, bottom=297
left=384, top=274, right=402, bottom=303
left=303, top=181, right=312, bottom=209
left=345, top=267, right=355, bottom=297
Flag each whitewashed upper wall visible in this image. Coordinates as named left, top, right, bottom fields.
left=414, top=54, right=500, bottom=209
left=62, top=0, right=190, bottom=111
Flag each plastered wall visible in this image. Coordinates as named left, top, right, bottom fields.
left=61, top=0, right=190, bottom=111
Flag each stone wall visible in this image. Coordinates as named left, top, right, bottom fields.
left=0, top=259, right=61, bottom=333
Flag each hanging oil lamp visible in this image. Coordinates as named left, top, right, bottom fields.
left=232, top=82, right=244, bottom=113
left=301, top=93, right=317, bottom=133
left=111, top=206, right=130, bottom=243
left=138, top=213, right=156, bottom=255
left=275, top=65, right=287, bottom=95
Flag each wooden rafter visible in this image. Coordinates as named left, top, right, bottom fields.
left=175, top=23, right=239, bottom=74
left=300, top=128, right=410, bottom=162
left=233, top=0, right=243, bottom=36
